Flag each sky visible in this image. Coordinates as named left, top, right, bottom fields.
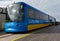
left=0, top=0, right=60, bottom=22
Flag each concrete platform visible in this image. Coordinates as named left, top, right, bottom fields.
left=15, top=24, right=60, bottom=41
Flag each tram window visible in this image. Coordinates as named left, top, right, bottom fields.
left=27, top=8, right=40, bottom=20
left=6, top=4, right=24, bottom=22
left=27, top=8, right=35, bottom=19
left=27, top=8, right=48, bottom=20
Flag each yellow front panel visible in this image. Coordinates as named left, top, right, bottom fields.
left=28, top=24, right=49, bottom=31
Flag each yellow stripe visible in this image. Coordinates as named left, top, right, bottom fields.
left=11, top=34, right=30, bottom=41
left=11, top=24, right=50, bottom=41
left=11, top=28, right=42, bottom=41
left=11, top=33, right=33, bottom=41
left=28, top=24, right=49, bottom=31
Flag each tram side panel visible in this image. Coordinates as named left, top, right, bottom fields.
left=25, top=4, right=51, bottom=31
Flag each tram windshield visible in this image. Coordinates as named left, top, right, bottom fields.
left=7, top=3, right=24, bottom=22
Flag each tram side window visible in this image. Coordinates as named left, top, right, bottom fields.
left=27, top=8, right=40, bottom=20
left=27, top=8, right=34, bottom=19
left=27, top=8, right=49, bottom=24
left=27, top=8, right=35, bottom=24
left=27, top=8, right=40, bottom=24
left=27, top=8, right=41, bottom=20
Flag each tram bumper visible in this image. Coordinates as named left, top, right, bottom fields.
left=4, top=22, right=27, bottom=32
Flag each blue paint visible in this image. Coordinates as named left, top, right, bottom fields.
left=28, top=18, right=50, bottom=24
left=4, top=22, right=27, bottom=32
left=5, top=2, right=50, bottom=32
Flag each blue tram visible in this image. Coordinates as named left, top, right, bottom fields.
left=4, top=2, right=56, bottom=32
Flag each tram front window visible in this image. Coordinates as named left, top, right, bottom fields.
left=7, top=3, right=24, bottom=22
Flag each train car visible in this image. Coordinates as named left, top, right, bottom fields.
left=4, top=2, right=56, bottom=32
